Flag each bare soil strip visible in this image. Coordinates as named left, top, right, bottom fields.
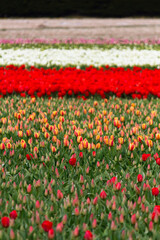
left=0, top=18, right=160, bottom=40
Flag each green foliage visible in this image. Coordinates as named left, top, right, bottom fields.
left=1, top=43, right=160, bottom=51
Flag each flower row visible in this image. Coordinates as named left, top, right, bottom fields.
left=0, top=66, right=160, bottom=98
left=1, top=43, right=160, bottom=52
left=0, top=96, right=160, bottom=239
left=0, top=48, right=160, bottom=67
left=1, top=38, right=160, bottom=45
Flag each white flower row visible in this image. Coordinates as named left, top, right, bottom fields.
left=0, top=47, right=160, bottom=67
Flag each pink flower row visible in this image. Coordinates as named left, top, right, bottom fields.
left=0, top=38, right=160, bottom=45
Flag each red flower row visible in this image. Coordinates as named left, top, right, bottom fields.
left=0, top=65, right=160, bottom=98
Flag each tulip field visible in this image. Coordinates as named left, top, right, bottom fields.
left=1, top=39, right=160, bottom=239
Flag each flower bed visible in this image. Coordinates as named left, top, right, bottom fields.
left=1, top=40, right=160, bottom=239
left=0, top=47, right=160, bottom=67
left=0, top=66, right=160, bottom=98
left=0, top=96, right=160, bottom=239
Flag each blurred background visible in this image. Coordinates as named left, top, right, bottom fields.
left=1, top=0, right=160, bottom=18
left=0, top=0, right=160, bottom=40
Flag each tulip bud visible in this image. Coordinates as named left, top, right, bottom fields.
left=62, top=215, right=67, bottom=224
left=153, top=178, right=156, bottom=186
left=29, top=226, right=34, bottom=235
left=111, top=221, right=117, bottom=231
left=27, top=184, right=32, bottom=193
left=101, top=212, right=104, bottom=220
left=73, top=226, right=79, bottom=237
left=91, top=179, right=95, bottom=188
left=154, top=213, right=159, bottom=223
left=142, top=195, right=146, bottom=203
left=86, top=198, right=91, bottom=205
left=146, top=206, right=149, bottom=213
left=92, top=219, right=97, bottom=228
left=56, top=222, right=63, bottom=233
left=141, top=203, right=145, bottom=212
left=112, top=202, right=116, bottom=210
left=137, top=196, right=141, bottom=204
left=100, top=190, right=107, bottom=199
left=131, top=214, right=136, bottom=224
left=86, top=166, right=89, bottom=174
left=45, top=189, right=48, bottom=196
left=57, top=190, right=63, bottom=200
left=80, top=175, right=84, bottom=184
left=119, top=214, right=124, bottom=223
left=93, top=196, right=98, bottom=205
left=149, top=221, right=153, bottom=231
left=48, top=229, right=54, bottom=239
left=135, top=222, right=138, bottom=231
left=36, top=211, right=40, bottom=224
left=35, top=200, right=40, bottom=209
left=108, top=212, right=112, bottom=221
left=106, top=164, right=109, bottom=170
left=23, top=196, right=27, bottom=204
left=10, top=229, right=15, bottom=240
left=75, top=208, right=79, bottom=216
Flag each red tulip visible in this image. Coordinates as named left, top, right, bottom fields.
left=110, top=176, right=117, bottom=184
left=84, top=230, right=93, bottom=240
left=135, top=185, right=140, bottom=195
left=149, top=221, right=153, bottom=231
left=26, top=153, right=33, bottom=160
left=57, top=190, right=63, bottom=200
left=116, top=182, right=121, bottom=190
left=154, top=205, right=160, bottom=213
left=121, top=188, right=126, bottom=193
left=100, top=190, right=107, bottom=199
left=151, top=212, right=156, bottom=221
left=9, top=210, right=18, bottom=219
left=152, top=187, right=159, bottom=196
left=142, top=153, right=151, bottom=161
left=108, top=212, right=112, bottom=221
left=154, top=153, right=159, bottom=160
left=27, top=184, right=32, bottom=193
left=48, top=229, right=54, bottom=239
left=1, top=216, right=10, bottom=228
left=131, top=214, right=136, bottom=224
left=79, top=152, right=83, bottom=158
left=92, top=151, right=96, bottom=157
left=156, top=158, right=160, bottom=165
left=69, top=157, right=76, bottom=166
left=152, top=205, right=160, bottom=220
left=42, top=220, right=53, bottom=232
left=93, top=196, right=98, bottom=205
left=137, top=174, right=143, bottom=182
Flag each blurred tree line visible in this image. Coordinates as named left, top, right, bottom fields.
left=1, top=0, right=160, bottom=17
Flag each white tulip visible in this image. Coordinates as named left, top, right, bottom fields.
left=0, top=47, right=160, bottom=67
